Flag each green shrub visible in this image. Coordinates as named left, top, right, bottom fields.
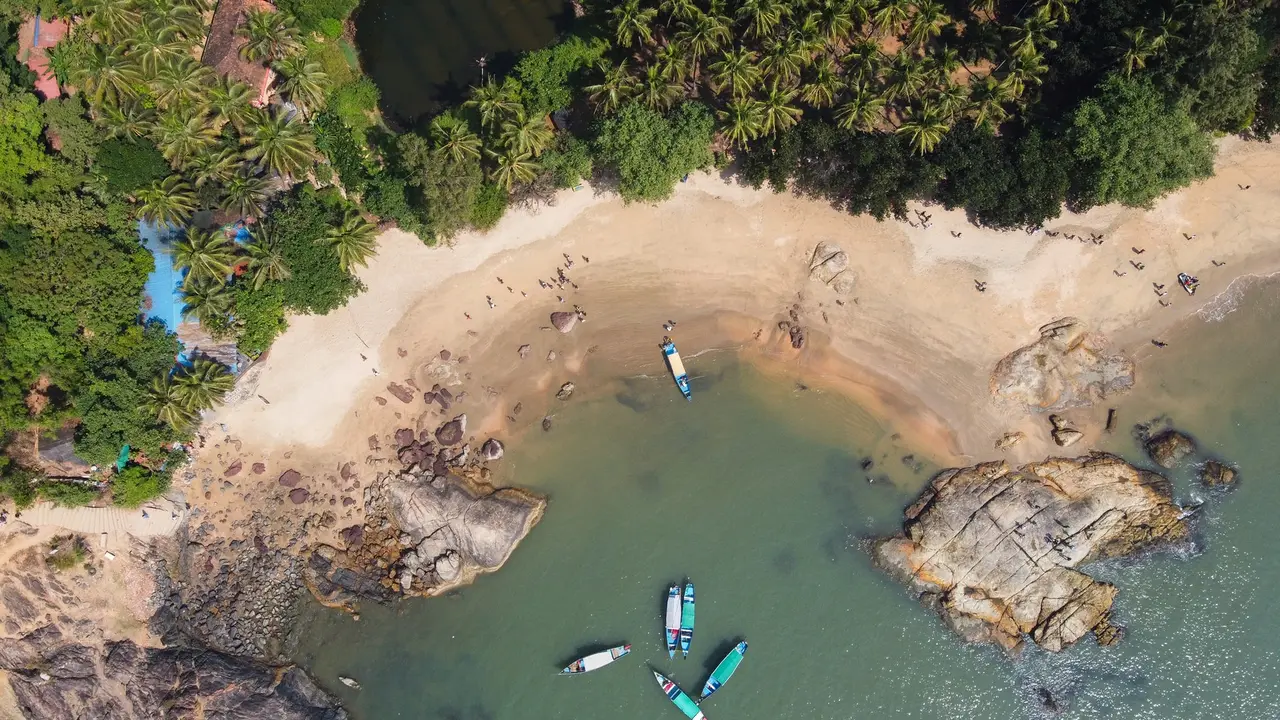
left=514, top=36, right=607, bottom=117
left=363, top=171, right=427, bottom=236
left=0, top=462, right=37, bottom=509
left=327, top=78, right=380, bottom=138
left=42, top=96, right=99, bottom=169
left=46, top=535, right=87, bottom=571
left=277, top=0, right=358, bottom=33
left=306, top=40, right=355, bottom=88
left=540, top=135, right=592, bottom=188
left=269, top=187, right=364, bottom=315
left=470, top=183, right=508, bottom=231
left=231, top=282, right=288, bottom=357
left=94, top=139, right=169, bottom=195
left=317, top=17, right=343, bottom=40
left=594, top=102, right=714, bottom=203
left=38, top=480, right=100, bottom=507
left=314, top=111, right=369, bottom=192
left=111, top=464, right=169, bottom=508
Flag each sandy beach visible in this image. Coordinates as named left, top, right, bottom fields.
left=193, top=136, right=1280, bottom=516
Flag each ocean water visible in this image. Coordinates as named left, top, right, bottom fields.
left=296, top=278, right=1280, bottom=719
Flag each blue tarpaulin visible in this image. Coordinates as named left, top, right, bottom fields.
left=139, top=220, right=183, bottom=331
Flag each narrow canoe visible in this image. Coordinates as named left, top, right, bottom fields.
left=679, top=583, right=695, bottom=658
left=560, top=644, right=631, bottom=675
left=699, top=641, right=747, bottom=701
left=661, top=338, right=692, bottom=401
left=665, top=584, right=682, bottom=659
left=653, top=670, right=707, bottom=720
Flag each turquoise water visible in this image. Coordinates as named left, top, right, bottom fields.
left=297, top=280, right=1280, bottom=719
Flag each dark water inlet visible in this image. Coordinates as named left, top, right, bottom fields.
left=354, top=0, right=573, bottom=127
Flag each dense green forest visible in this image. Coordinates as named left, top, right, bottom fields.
left=1, top=0, right=1277, bottom=506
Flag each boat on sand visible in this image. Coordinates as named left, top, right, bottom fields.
left=1178, top=272, right=1199, bottom=295
left=665, top=584, right=682, bottom=658
left=679, top=583, right=695, bottom=657
left=699, top=641, right=747, bottom=701
left=559, top=644, right=631, bottom=675
left=661, top=337, right=692, bottom=400
left=653, top=670, right=707, bottom=719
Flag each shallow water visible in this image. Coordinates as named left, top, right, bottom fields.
left=297, top=279, right=1280, bottom=719
left=354, top=0, right=570, bottom=125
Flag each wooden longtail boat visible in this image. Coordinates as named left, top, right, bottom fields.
left=665, top=584, right=682, bottom=658
left=699, top=641, right=747, bottom=701
left=559, top=644, right=631, bottom=675
left=679, top=583, right=695, bottom=658
left=653, top=670, right=707, bottom=719
left=661, top=337, right=692, bottom=400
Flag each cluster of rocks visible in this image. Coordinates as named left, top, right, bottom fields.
left=0, top=625, right=345, bottom=719
left=1048, top=414, right=1083, bottom=447
left=808, top=242, right=856, bottom=295
left=991, top=318, right=1135, bottom=411
left=873, top=453, right=1191, bottom=652
left=1137, top=421, right=1238, bottom=489
left=778, top=305, right=808, bottom=349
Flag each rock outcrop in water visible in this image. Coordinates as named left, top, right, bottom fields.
left=872, top=452, right=1189, bottom=652
left=991, top=318, right=1135, bottom=411
left=0, top=625, right=346, bottom=719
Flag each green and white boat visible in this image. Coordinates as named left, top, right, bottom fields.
left=699, top=641, right=747, bottom=701
left=653, top=670, right=706, bottom=719
left=679, top=582, right=695, bottom=657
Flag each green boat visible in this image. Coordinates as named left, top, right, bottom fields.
left=653, top=670, right=707, bottom=719
left=699, top=641, right=747, bottom=702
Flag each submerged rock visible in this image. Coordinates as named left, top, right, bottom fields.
left=556, top=382, right=575, bottom=400
left=1145, top=430, right=1196, bottom=468
left=991, top=318, right=1135, bottom=411
left=872, top=453, right=1188, bottom=653
left=1199, top=460, right=1238, bottom=488
left=479, top=438, right=504, bottom=462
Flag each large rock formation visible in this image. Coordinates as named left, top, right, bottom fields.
left=808, top=242, right=856, bottom=294
left=873, top=453, right=1189, bottom=652
left=0, top=625, right=345, bottom=719
left=1145, top=430, right=1196, bottom=468
left=991, top=318, right=1135, bottom=411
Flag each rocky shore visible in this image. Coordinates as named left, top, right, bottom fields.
left=873, top=452, right=1190, bottom=652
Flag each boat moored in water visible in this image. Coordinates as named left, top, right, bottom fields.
left=679, top=583, right=695, bottom=658
left=661, top=337, right=693, bottom=401
left=559, top=644, right=631, bottom=675
left=665, top=584, right=682, bottom=658
left=653, top=670, right=707, bottom=719
left=699, top=641, right=747, bottom=701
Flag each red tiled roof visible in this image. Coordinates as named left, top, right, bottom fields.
left=202, top=0, right=277, bottom=105
left=17, top=15, right=68, bottom=99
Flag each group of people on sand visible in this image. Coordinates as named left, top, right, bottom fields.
left=470, top=253, right=591, bottom=318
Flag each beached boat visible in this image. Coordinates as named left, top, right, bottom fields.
left=665, top=584, right=682, bottom=658
left=653, top=670, right=707, bottom=719
left=559, top=644, right=631, bottom=675
left=699, top=641, right=747, bottom=701
left=661, top=337, right=692, bottom=401
left=1178, top=272, right=1199, bottom=295
left=679, top=583, right=695, bottom=657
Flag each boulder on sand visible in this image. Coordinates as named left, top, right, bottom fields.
left=435, top=414, right=467, bottom=446
left=278, top=470, right=302, bottom=487
left=872, top=452, right=1189, bottom=653
left=550, top=311, right=578, bottom=333
left=556, top=382, right=575, bottom=400
left=288, top=488, right=310, bottom=504
left=1145, top=430, right=1196, bottom=468
left=808, top=242, right=855, bottom=293
left=991, top=318, right=1135, bottom=412
left=518, top=344, right=531, bottom=359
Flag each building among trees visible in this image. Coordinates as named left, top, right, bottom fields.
left=202, top=0, right=277, bottom=107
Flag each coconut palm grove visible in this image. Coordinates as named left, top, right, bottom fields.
left=0, top=0, right=1276, bottom=505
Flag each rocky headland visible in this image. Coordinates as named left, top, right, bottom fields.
left=873, top=452, right=1190, bottom=652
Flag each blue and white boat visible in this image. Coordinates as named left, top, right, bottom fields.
left=664, top=584, right=682, bottom=658
left=661, top=337, right=692, bottom=401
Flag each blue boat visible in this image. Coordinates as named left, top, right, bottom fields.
left=664, top=584, right=682, bottom=659
left=653, top=671, right=707, bottom=719
left=679, top=583, right=695, bottom=657
left=661, top=337, right=692, bottom=401
left=699, top=641, right=747, bottom=701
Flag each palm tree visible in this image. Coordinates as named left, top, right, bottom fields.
left=842, top=38, right=884, bottom=84
left=610, top=0, right=659, bottom=47
left=1036, top=0, right=1075, bottom=23
left=181, top=278, right=234, bottom=326
left=810, top=0, right=856, bottom=45
left=244, top=227, right=290, bottom=289
left=675, top=11, right=730, bottom=83
left=128, top=16, right=186, bottom=75
left=220, top=172, right=271, bottom=219
left=237, top=9, right=302, bottom=63
left=637, top=65, right=683, bottom=110
left=759, top=36, right=807, bottom=84
left=835, top=81, right=886, bottom=130
left=174, top=228, right=237, bottom=287
left=44, top=35, right=84, bottom=88
left=927, top=46, right=963, bottom=86
left=429, top=114, right=482, bottom=163
left=654, top=41, right=691, bottom=83
left=150, top=0, right=206, bottom=42
left=101, top=102, right=156, bottom=139
left=136, top=175, right=196, bottom=226
left=73, top=45, right=141, bottom=107
left=321, top=210, right=379, bottom=271
left=660, top=0, right=699, bottom=22
left=896, top=101, right=950, bottom=154
left=140, top=374, right=195, bottom=429
left=152, top=109, right=217, bottom=167
left=152, top=55, right=214, bottom=110
left=465, top=77, right=522, bottom=129
left=585, top=61, right=637, bottom=113
left=174, top=358, right=236, bottom=411
left=1006, top=15, right=1057, bottom=62
left=932, top=80, right=970, bottom=118
left=187, top=144, right=243, bottom=188
left=801, top=56, right=843, bottom=108
left=886, top=54, right=928, bottom=103
left=273, top=55, right=329, bottom=116
left=760, top=81, right=803, bottom=134
left=1119, top=27, right=1159, bottom=76
left=967, top=74, right=1013, bottom=130
left=709, top=48, right=761, bottom=98
left=717, top=98, right=765, bottom=146
left=206, top=76, right=257, bottom=132
left=499, top=110, right=554, bottom=158
left=737, top=0, right=788, bottom=39
left=486, top=148, right=540, bottom=190
left=1002, top=54, right=1046, bottom=100
left=242, top=111, right=316, bottom=177
left=907, top=0, right=952, bottom=48
left=80, top=0, right=141, bottom=42
left=873, top=0, right=911, bottom=35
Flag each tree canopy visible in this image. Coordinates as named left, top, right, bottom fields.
left=594, top=102, right=714, bottom=202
